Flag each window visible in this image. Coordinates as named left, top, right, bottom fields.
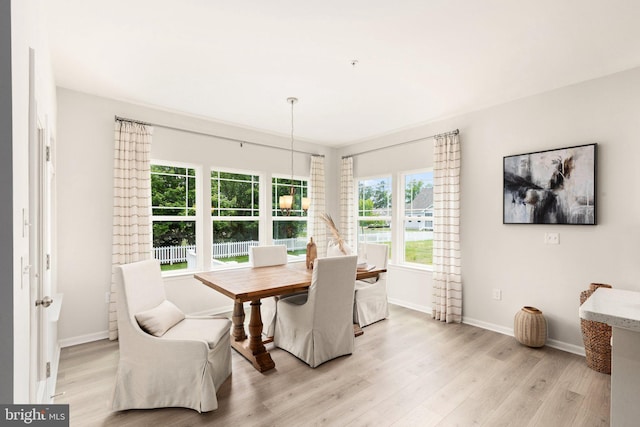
left=357, top=176, right=392, bottom=256
left=403, top=170, right=434, bottom=266
left=151, top=163, right=198, bottom=272
left=272, top=177, right=308, bottom=258
left=211, top=170, right=260, bottom=266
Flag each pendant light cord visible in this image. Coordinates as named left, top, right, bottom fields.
left=289, top=98, right=296, bottom=182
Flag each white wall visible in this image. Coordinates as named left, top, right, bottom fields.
left=55, top=89, right=334, bottom=344
left=339, top=66, right=640, bottom=352
left=57, top=67, right=640, bottom=353
left=10, top=0, right=57, bottom=402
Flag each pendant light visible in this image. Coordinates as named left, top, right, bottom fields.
left=279, top=97, right=310, bottom=216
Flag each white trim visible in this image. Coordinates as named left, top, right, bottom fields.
left=386, top=302, right=586, bottom=357
left=388, top=298, right=431, bottom=314
left=59, top=331, right=109, bottom=348
left=189, top=306, right=235, bottom=317
left=462, top=316, right=586, bottom=356
left=59, top=304, right=586, bottom=358
left=49, top=344, right=61, bottom=403
left=388, top=262, right=433, bottom=273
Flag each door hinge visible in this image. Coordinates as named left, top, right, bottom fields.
left=45, top=145, right=51, bottom=162
left=46, top=254, right=51, bottom=270
left=46, top=362, right=51, bottom=378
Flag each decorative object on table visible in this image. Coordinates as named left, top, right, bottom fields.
left=580, top=282, right=612, bottom=374
left=320, top=213, right=351, bottom=256
left=503, top=143, right=596, bottom=225
left=514, top=306, right=547, bottom=348
left=306, top=237, right=317, bottom=269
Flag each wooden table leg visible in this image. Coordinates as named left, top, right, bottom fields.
left=354, top=323, right=364, bottom=337
left=229, top=299, right=275, bottom=372
left=231, top=301, right=247, bottom=341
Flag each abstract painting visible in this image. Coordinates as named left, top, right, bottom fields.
left=503, top=143, right=596, bottom=225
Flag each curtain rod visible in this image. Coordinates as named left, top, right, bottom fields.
left=342, top=128, right=459, bottom=159
left=115, top=115, right=324, bottom=157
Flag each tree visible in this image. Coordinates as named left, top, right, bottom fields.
left=211, top=171, right=259, bottom=217
left=211, top=172, right=260, bottom=242
left=151, top=165, right=196, bottom=247
left=372, top=180, right=391, bottom=210
left=405, top=179, right=424, bottom=204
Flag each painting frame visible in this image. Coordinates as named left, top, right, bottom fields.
left=503, top=143, right=597, bottom=225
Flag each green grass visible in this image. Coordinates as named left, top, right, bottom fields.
left=220, top=255, right=249, bottom=263
left=160, top=262, right=188, bottom=271
left=405, top=240, right=433, bottom=265
left=358, top=238, right=432, bottom=266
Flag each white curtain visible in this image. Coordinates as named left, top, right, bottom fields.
left=340, top=157, right=355, bottom=248
left=308, top=155, right=327, bottom=256
left=109, top=120, right=153, bottom=340
left=432, top=132, right=462, bottom=323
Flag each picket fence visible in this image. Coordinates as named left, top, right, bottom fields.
left=153, top=237, right=309, bottom=265
left=152, top=231, right=430, bottom=265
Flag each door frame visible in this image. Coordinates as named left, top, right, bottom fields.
left=28, top=47, right=55, bottom=404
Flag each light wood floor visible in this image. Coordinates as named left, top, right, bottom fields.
left=55, top=305, right=610, bottom=426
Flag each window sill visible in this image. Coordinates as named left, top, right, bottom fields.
left=388, top=262, right=433, bottom=273
left=161, top=269, right=200, bottom=280
left=160, top=258, right=307, bottom=280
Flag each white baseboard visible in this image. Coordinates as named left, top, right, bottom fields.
left=59, top=331, right=109, bottom=348
left=58, top=305, right=586, bottom=357
left=49, top=344, right=61, bottom=402
left=190, top=305, right=234, bottom=317
left=387, top=303, right=586, bottom=357
left=388, top=298, right=431, bottom=314
left=462, top=316, right=586, bottom=356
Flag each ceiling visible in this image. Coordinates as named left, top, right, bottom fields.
left=43, top=0, right=640, bottom=146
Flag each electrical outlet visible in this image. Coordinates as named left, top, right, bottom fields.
left=492, top=288, right=502, bottom=301
left=544, top=232, right=560, bottom=245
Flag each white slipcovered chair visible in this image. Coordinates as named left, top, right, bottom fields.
left=249, top=245, right=288, bottom=338
left=274, top=255, right=358, bottom=368
left=111, top=259, right=232, bottom=413
left=354, top=243, right=390, bottom=327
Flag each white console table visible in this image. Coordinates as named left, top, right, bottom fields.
left=579, top=288, right=640, bottom=427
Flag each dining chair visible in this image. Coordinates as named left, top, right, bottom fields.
left=354, top=243, right=390, bottom=327
left=275, top=255, right=358, bottom=368
left=112, top=259, right=231, bottom=412
left=249, top=245, right=288, bottom=338
left=326, top=240, right=352, bottom=257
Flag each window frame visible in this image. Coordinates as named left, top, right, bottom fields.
left=271, top=174, right=309, bottom=260
left=210, top=167, right=263, bottom=269
left=356, top=174, right=393, bottom=258
left=400, top=168, right=434, bottom=269
left=150, top=159, right=202, bottom=274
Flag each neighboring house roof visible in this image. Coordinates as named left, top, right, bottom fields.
left=406, top=187, right=433, bottom=211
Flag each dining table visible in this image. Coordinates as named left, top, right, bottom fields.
left=194, top=261, right=386, bottom=372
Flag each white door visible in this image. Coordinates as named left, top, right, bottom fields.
left=28, top=48, right=55, bottom=403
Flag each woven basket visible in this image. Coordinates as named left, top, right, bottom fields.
left=580, top=283, right=612, bottom=374
left=514, top=306, right=547, bottom=348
